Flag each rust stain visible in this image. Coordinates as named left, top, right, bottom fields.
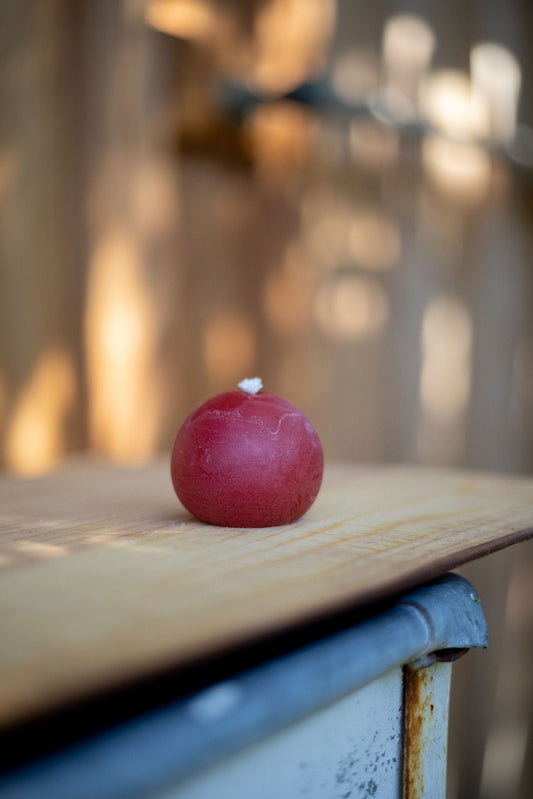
left=402, top=666, right=434, bottom=799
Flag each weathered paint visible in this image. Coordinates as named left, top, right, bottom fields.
left=402, top=661, right=452, bottom=799
left=166, top=667, right=404, bottom=798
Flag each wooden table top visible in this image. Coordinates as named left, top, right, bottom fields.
left=1, top=458, right=532, bottom=732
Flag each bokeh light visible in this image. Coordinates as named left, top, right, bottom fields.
left=5, top=349, right=76, bottom=474
left=314, top=273, right=389, bottom=340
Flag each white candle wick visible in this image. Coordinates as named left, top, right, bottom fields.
left=238, top=377, right=263, bottom=395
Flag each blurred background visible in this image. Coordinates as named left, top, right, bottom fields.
left=0, top=0, right=532, bottom=796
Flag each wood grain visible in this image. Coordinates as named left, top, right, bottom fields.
left=1, top=458, right=533, bottom=731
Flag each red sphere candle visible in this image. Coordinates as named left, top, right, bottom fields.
left=171, top=378, right=323, bottom=527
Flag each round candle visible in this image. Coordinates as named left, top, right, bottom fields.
left=171, top=378, right=323, bottom=527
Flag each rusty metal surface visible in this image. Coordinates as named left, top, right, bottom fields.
left=402, top=661, right=452, bottom=799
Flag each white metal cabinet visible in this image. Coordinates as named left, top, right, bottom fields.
left=0, top=573, right=486, bottom=799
